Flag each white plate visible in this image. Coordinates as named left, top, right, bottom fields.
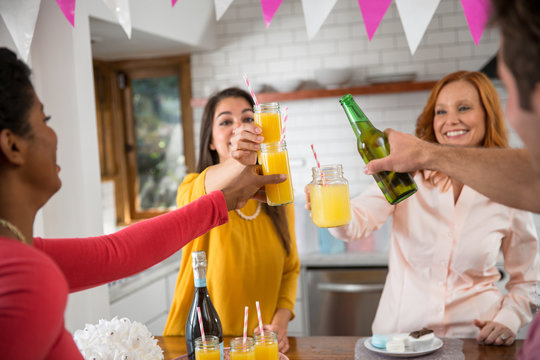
left=364, top=336, right=443, bottom=358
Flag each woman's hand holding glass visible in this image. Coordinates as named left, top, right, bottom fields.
left=230, top=124, right=263, bottom=165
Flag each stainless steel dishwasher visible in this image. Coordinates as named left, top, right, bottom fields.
left=305, top=266, right=388, bottom=336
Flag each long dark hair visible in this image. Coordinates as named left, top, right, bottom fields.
left=0, top=48, right=34, bottom=140
left=198, top=87, right=291, bottom=255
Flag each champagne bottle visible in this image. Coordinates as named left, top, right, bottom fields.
left=185, top=251, right=224, bottom=360
left=339, top=94, right=417, bottom=204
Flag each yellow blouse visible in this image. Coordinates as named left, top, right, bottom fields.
left=163, top=169, right=300, bottom=336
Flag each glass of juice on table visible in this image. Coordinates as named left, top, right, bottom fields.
left=309, top=164, right=351, bottom=228
left=254, top=331, right=279, bottom=360
left=195, top=336, right=221, bottom=360
left=254, top=103, right=282, bottom=143
left=230, top=337, right=255, bottom=360
left=259, top=141, right=294, bottom=206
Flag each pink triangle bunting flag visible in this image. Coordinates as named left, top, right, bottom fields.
left=261, top=0, right=283, bottom=28
left=172, top=0, right=179, bottom=6
left=56, top=0, right=76, bottom=27
left=460, top=0, right=491, bottom=46
left=357, top=0, right=392, bottom=41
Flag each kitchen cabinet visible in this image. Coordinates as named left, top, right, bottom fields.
left=190, top=80, right=438, bottom=108
left=108, top=252, right=181, bottom=335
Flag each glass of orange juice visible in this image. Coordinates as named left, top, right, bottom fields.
left=259, top=141, right=294, bottom=206
left=254, top=331, right=279, bottom=360
left=195, top=336, right=221, bottom=360
left=230, top=337, right=255, bottom=360
left=308, top=164, right=351, bottom=228
left=254, top=103, right=282, bottom=143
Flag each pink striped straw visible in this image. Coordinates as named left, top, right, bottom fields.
left=310, top=144, right=327, bottom=186
left=279, top=107, right=288, bottom=144
left=242, top=306, right=249, bottom=344
left=242, top=73, right=259, bottom=106
left=197, top=306, right=206, bottom=344
left=256, top=301, right=264, bottom=337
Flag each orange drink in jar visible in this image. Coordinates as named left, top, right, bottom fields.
left=230, top=337, right=255, bottom=360
left=254, top=103, right=282, bottom=143
left=308, top=164, right=351, bottom=228
left=259, top=141, right=294, bottom=206
left=195, top=336, right=221, bottom=360
left=254, top=332, right=279, bottom=360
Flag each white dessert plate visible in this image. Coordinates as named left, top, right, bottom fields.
left=173, top=347, right=289, bottom=360
left=364, top=336, right=443, bottom=358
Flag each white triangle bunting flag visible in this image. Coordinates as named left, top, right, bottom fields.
left=395, top=0, right=440, bottom=55
left=102, top=0, right=132, bottom=39
left=301, top=0, right=338, bottom=40
left=0, top=0, right=42, bottom=62
left=214, top=0, right=236, bottom=21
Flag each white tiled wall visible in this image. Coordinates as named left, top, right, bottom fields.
left=190, top=0, right=499, bottom=98
left=187, top=0, right=509, bottom=195
left=185, top=0, right=540, bottom=240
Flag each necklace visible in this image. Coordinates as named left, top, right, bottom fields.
left=235, top=202, right=261, bottom=221
left=0, top=218, right=27, bottom=244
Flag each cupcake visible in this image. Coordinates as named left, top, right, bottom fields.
left=407, top=328, right=434, bottom=351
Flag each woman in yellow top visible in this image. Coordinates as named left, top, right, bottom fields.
left=164, top=87, right=299, bottom=352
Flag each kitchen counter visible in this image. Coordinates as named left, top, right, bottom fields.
left=156, top=336, right=524, bottom=359
left=300, top=251, right=388, bottom=267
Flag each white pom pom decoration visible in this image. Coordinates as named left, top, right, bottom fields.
left=73, top=317, right=164, bottom=360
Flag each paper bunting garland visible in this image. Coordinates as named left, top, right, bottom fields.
left=396, top=0, right=440, bottom=55
left=301, top=0, right=338, bottom=40
left=0, top=0, right=42, bottom=62
left=56, top=0, right=76, bottom=27
left=1, top=0, right=492, bottom=63
left=357, top=0, right=392, bottom=41
left=215, top=0, right=235, bottom=21
left=460, top=0, right=491, bottom=46
left=102, top=0, right=132, bottom=39
left=261, top=0, right=283, bottom=28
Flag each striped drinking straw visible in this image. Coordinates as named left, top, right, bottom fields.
left=243, top=306, right=249, bottom=344
left=196, top=306, right=206, bottom=344
left=310, top=144, right=327, bottom=186
left=279, top=107, right=288, bottom=144
left=242, top=73, right=259, bottom=106
left=256, top=301, right=264, bottom=337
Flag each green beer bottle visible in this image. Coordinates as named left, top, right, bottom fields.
left=339, top=94, right=417, bottom=205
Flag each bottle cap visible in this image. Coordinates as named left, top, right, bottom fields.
left=192, top=250, right=207, bottom=268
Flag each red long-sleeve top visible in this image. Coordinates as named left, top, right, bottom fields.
left=0, top=190, right=228, bottom=359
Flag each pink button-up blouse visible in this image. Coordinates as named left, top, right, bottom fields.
left=329, top=172, right=539, bottom=337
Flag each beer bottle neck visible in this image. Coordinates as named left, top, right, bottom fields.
left=340, top=95, right=373, bottom=138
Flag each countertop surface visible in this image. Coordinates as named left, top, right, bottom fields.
left=300, top=251, right=389, bottom=267
left=157, top=336, right=524, bottom=360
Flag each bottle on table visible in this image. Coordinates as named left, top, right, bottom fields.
left=185, top=251, right=224, bottom=360
left=339, top=94, right=417, bottom=205
left=308, top=164, right=351, bottom=228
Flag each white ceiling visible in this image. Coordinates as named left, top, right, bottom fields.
left=90, top=17, right=197, bottom=61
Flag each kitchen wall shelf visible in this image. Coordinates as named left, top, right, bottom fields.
left=190, top=80, right=438, bottom=108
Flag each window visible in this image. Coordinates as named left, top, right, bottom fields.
left=94, top=56, right=194, bottom=224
